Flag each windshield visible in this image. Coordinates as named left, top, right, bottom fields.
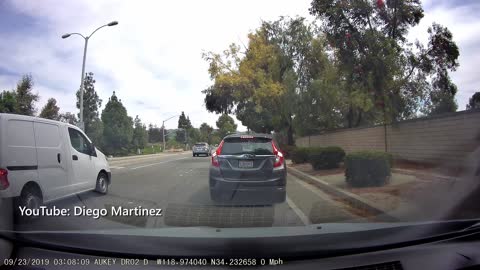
left=1, top=0, right=480, bottom=261
left=195, top=143, right=207, bottom=147
left=221, top=138, right=274, bottom=155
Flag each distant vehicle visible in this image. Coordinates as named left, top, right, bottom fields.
left=209, top=134, right=286, bottom=204
left=0, top=114, right=111, bottom=214
left=192, top=142, right=210, bottom=157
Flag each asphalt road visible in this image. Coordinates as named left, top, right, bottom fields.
left=14, top=152, right=366, bottom=231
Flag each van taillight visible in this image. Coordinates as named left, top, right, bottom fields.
left=272, top=142, right=284, bottom=168
left=211, top=140, right=224, bottom=167
left=0, top=168, right=9, bottom=190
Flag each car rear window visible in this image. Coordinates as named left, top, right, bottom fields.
left=194, top=143, right=207, bottom=147
left=221, top=137, right=273, bottom=155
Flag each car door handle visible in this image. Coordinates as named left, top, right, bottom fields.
left=72, top=155, right=78, bottom=161
left=57, top=153, right=61, bottom=163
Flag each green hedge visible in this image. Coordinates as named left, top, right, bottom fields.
left=291, top=147, right=311, bottom=164
left=308, top=146, right=346, bottom=170
left=345, top=151, right=393, bottom=187
left=279, top=145, right=296, bottom=159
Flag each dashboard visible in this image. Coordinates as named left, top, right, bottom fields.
left=8, top=237, right=480, bottom=270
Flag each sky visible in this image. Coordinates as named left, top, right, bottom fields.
left=0, top=0, right=479, bottom=131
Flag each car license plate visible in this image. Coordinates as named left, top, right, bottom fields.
left=238, top=160, right=254, bottom=168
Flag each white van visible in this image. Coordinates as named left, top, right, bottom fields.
left=0, top=113, right=111, bottom=211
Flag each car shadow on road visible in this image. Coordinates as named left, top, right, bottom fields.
left=164, top=187, right=275, bottom=227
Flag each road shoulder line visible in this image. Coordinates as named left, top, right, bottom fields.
left=286, top=196, right=310, bottom=225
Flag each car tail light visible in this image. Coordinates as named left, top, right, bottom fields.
left=272, top=142, right=284, bottom=168
left=0, top=168, right=9, bottom=190
left=211, top=140, right=224, bottom=167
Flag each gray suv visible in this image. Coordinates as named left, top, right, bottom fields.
left=209, top=134, right=286, bottom=204
left=193, top=142, right=210, bottom=157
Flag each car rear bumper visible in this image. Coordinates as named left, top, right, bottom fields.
left=193, top=150, right=210, bottom=155
left=209, top=167, right=286, bottom=204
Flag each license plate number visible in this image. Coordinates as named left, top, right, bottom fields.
left=238, top=160, right=254, bottom=168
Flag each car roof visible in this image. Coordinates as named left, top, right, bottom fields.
left=224, top=133, right=273, bottom=139
left=195, top=142, right=208, bottom=144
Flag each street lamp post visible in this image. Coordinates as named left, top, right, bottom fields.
left=162, top=115, right=179, bottom=152
left=62, top=21, right=118, bottom=131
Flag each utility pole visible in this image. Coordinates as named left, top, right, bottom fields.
left=62, top=21, right=118, bottom=131
left=161, top=115, right=179, bottom=152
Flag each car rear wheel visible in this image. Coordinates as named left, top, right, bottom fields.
left=95, top=172, right=109, bottom=194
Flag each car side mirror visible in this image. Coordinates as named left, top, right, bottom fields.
left=90, top=144, right=97, bottom=157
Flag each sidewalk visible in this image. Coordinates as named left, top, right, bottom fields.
left=287, top=161, right=464, bottom=222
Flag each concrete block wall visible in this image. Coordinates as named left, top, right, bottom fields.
left=295, top=109, right=480, bottom=164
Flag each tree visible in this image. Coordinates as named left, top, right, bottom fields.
left=203, top=17, right=345, bottom=144
left=176, top=112, right=192, bottom=143
left=76, top=72, right=103, bottom=142
left=209, top=132, right=222, bottom=145
left=132, top=115, right=148, bottom=149
left=188, top=128, right=201, bottom=145
left=101, top=91, right=134, bottom=155
left=87, top=118, right=104, bottom=148
left=0, top=90, right=16, bottom=113
left=203, top=18, right=310, bottom=144
left=420, top=23, right=460, bottom=115
left=39, top=98, right=60, bottom=120
left=199, top=123, right=214, bottom=143
left=466, top=92, right=480, bottom=110
left=309, top=0, right=459, bottom=123
left=148, top=124, right=164, bottom=143
left=15, top=74, right=38, bottom=116
left=216, top=114, right=237, bottom=138
left=58, top=112, right=78, bottom=125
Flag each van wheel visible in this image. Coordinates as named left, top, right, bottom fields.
left=95, top=172, right=109, bottom=194
left=15, top=186, right=43, bottom=222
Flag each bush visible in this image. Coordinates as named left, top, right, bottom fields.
left=291, top=147, right=311, bottom=164
left=345, top=151, right=393, bottom=187
left=308, top=146, right=346, bottom=170
left=279, top=145, right=296, bottom=159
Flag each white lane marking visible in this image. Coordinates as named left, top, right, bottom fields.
left=286, top=196, right=310, bottom=225
left=130, top=157, right=189, bottom=170
left=110, top=166, right=125, bottom=169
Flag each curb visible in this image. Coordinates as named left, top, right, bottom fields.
left=288, top=166, right=398, bottom=222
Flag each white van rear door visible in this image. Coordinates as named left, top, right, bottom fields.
left=34, top=121, right=69, bottom=201
left=5, top=119, right=38, bottom=197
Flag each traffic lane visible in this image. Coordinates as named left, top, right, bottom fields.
left=14, top=155, right=301, bottom=230
left=108, top=152, right=191, bottom=169
left=109, top=155, right=302, bottom=228
left=13, top=155, right=361, bottom=231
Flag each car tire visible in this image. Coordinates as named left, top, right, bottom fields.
left=95, top=172, right=109, bottom=194
left=277, top=190, right=287, bottom=203
left=15, top=185, right=43, bottom=222
left=210, top=189, right=221, bottom=202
